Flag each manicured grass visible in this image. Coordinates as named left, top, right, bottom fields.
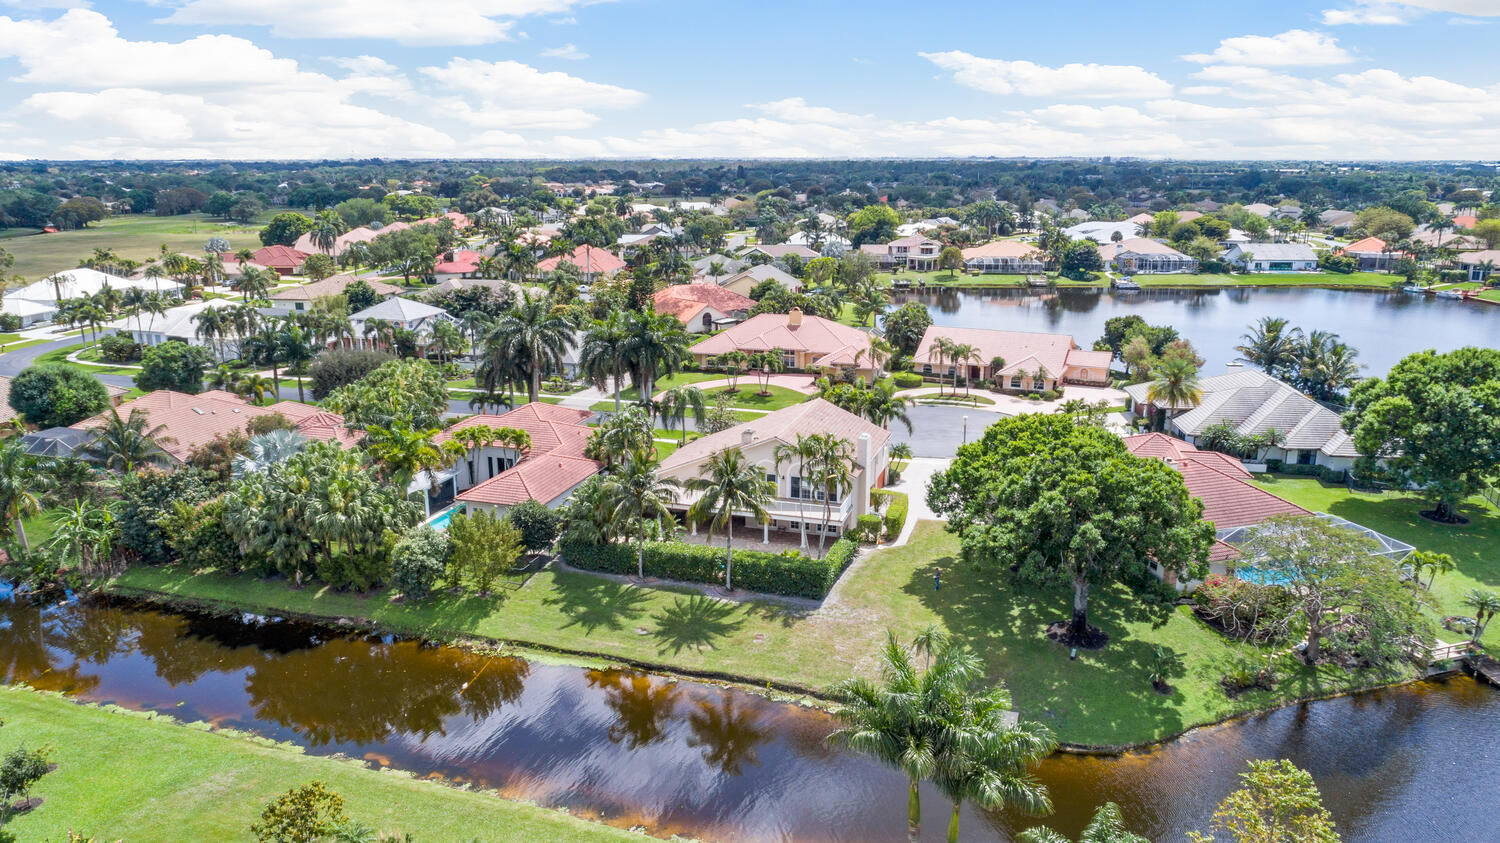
left=1249, top=475, right=1500, bottom=648
left=1144, top=272, right=1398, bottom=289
left=107, top=521, right=1407, bottom=747
left=593, top=371, right=725, bottom=404
left=0, top=337, right=50, bottom=353
left=914, top=394, right=997, bottom=407
left=30, top=343, right=132, bottom=375
left=0, top=687, right=637, bottom=842
left=19, top=508, right=66, bottom=548
left=0, top=214, right=266, bottom=280
left=700, top=384, right=809, bottom=411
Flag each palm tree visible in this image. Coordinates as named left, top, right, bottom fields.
left=277, top=321, right=316, bottom=402
left=1235, top=317, right=1302, bottom=379
left=929, top=337, right=955, bottom=397
left=659, top=385, right=707, bottom=446
left=83, top=408, right=173, bottom=473
left=602, top=449, right=683, bottom=579
left=1018, top=802, right=1146, bottom=843
left=245, top=323, right=286, bottom=398
left=808, top=432, right=854, bottom=553
left=1145, top=356, right=1203, bottom=430
left=863, top=382, right=914, bottom=433
left=207, top=362, right=241, bottom=393
left=486, top=292, right=576, bottom=403
left=232, top=429, right=308, bottom=479
left=311, top=209, right=347, bottom=257
left=194, top=304, right=227, bottom=360
left=49, top=499, right=117, bottom=576
left=580, top=311, right=633, bottom=412
left=774, top=433, right=819, bottom=549
left=852, top=278, right=889, bottom=327
left=624, top=310, right=692, bottom=402
left=0, top=439, right=43, bottom=549
left=948, top=342, right=979, bottom=397
left=364, top=421, right=454, bottom=494
left=1461, top=589, right=1500, bottom=646
left=429, top=319, right=465, bottom=364
left=686, top=447, right=772, bottom=591
left=238, top=373, right=276, bottom=405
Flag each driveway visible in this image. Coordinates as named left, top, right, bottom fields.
left=883, top=457, right=950, bottom=545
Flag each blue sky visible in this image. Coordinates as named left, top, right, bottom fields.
left=1, top=0, right=1498, bottom=159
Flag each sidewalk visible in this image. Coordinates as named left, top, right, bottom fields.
left=881, top=457, right=950, bottom=546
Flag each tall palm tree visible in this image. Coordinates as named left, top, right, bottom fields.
left=580, top=311, right=633, bottom=412
left=602, top=449, right=683, bottom=579
left=277, top=321, right=316, bottom=402
left=1462, top=589, right=1500, bottom=646
left=864, top=382, right=914, bottom=433
left=808, top=432, right=854, bottom=553
left=948, top=342, right=979, bottom=397
left=1235, top=317, right=1302, bottom=379
left=311, top=209, right=347, bottom=257
left=0, top=439, right=43, bottom=549
left=194, top=304, right=227, bottom=360
left=929, top=337, right=955, bottom=397
left=686, top=447, right=772, bottom=591
left=238, top=373, right=276, bottom=405
left=852, top=278, right=889, bottom=327
left=486, top=292, right=576, bottom=403
left=83, top=409, right=173, bottom=473
left=624, top=310, right=692, bottom=402
left=244, top=323, right=287, bottom=398
left=363, top=421, right=454, bottom=494
left=1145, top=356, right=1203, bottom=430
left=773, top=433, right=819, bottom=549
left=659, top=385, right=707, bottom=446
left=232, top=429, right=308, bottom=479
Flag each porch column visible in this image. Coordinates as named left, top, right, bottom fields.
left=762, top=521, right=769, bottom=544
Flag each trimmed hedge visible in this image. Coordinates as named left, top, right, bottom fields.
left=1264, top=460, right=1347, bottom=483
left=561, top=537, right=859, bottom=599
left=880, top=491, right=909, bottom=540
left=892, top=372, right=924, bottom=389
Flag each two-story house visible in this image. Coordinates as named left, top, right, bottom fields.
left=860, top=235, right=943, bottom=271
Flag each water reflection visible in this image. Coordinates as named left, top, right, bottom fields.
left=2, top=586, right=1498, bottom=842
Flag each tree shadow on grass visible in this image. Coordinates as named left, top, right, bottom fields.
left=1319, top=492, right=1500, bottom=589
left=651, top=594, right=747, bottom=655
left=540, top=573, right=652, bottom=636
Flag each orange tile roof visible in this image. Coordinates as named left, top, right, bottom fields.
left=1123, top=433, right=1309, bottom=531
left=914, top=326, right=1089, bottom=378
left=690, top=312, right=874, bottom=367
left=536, top=245, right=626, bottom=275
left=653, top=284, right=755, bottom=324
left=960, top=240, right=1044, bottom=259
left=73, top=391, right=358, bottom=462
left=1339, top=236, right=1388, bottom=255
left=658, top=398, right=890, bottom=475
left=269, top=274, right=401, bottom=301
left=442, top=403, right=601, bottom=507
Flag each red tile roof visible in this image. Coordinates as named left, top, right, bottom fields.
left=1123, top=433, right=1309, bottom=531
left=536, top=245, right=625, bottom=276
left=914, top=326, right=1094, bottom=378
left=73, top=391, right=358, bottom=462
left=433, top=249, right=483, bottom=275
left=251, top=245, right=308, bottom=271
left=442, top=403, right=601, bottom=507
left=653, top=284, right=755, bottom=324
left=1338, top=236, right=1390, bottom=255
left=690, top=312, right=875, bottom=368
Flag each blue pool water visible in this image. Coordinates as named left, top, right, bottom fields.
left=1236, top=567, right=1295, bottom=587
left=427, top=506, right=462, bottom=530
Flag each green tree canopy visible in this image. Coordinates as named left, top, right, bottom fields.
left=259, top=211, right=315, bottom=247
left=323, top=357, right=448, bottom=430
left=881, top=301, right=934, bottom=357
left=8, top=362, right=109, bottom=427
left=135, top=340, right=214, bottom=394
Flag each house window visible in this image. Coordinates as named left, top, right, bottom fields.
left=922, top=364, right=932, bottom=375
left=765, top=473, right=777, bottom=493
left=294, top=302, right=305, bottom=311
left=1032, top=378, right=1046, bottom=391
left=1010, top=374, right=1023, bottom=389
left=701, top=313, right=713, bottom=330
left=782, top=351, right=797, bottom=368
left=789, top=476, right=824, bottom=502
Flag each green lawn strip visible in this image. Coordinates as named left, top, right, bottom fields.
left=1, top=213, right=266, bottom=280
left=0, top=687, right=637, bottom=842
left=1248, top=475, right=1500, bottom=648
left=651, top=440, right=679, bottom=460
left=447, top=389, right=561, bottom=406
left=19, top=508, right=66, bottom=547
left=592, top=372, right=725, bottom=404
left=106, top=520, right=1409, bottom=747
left=31, top=344, right=131, bottom=375
left=0, top=337, right=52, bottom=353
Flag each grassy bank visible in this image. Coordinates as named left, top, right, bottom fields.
left=106, top=521, right=1413, bottom=748
left=0, top=687, right=636, bottom=842
left=1, top=214, right=265, bottom=281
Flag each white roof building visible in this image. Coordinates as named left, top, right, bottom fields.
left=10, top=268, right=184, bottom=304
left=106, top=298, right=246, bottom=361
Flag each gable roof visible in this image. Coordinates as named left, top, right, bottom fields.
left=1123, top=433, right=1310, bottom=532
left=270, top=274, right=402, bottom=302
left=72, top=390, right=358, bottom=462
left=1339, top=236, right=1389, bottom=255
left=690, top=312, right=874, bottom=367
left=961, top=240, right=1045, bottom=259
left=658, top=398, right=890, bottom=475
left=653, top=284, right=756, bottom=324
left=536, top=245, right=626, bottom=275
left=9, top=268, right=183, bottom=304
left=349, top=296, right=448, bottom=323
left=443, top=403, right=601, bottom=507
left=913, top=326, right=1092, bottom=378
left=1225, top=242, right=1317, bottom=261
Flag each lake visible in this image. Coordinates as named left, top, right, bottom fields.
left=3, top=584, right=1496, bottom=842
left=899, top=286, right=1499, bottom=375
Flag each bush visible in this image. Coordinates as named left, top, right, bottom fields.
left=892, top=372, right=923, bottom=389
left=1041, top=388, right=1062, bottom=401
left=391, top=526, right=451, bottom=599
left=99, top=333, right=142, bottom=362
left=307, top=348, right=395, bottom=400
left=8, top=363, right=110, bottom=427
left=853, top=514, right=882, bottom=544
left=116, top=468, right=221, bottom=565
left=561, top=537, right=859, bottom=599
left=0, top=312, right=22, bottom=332
left=506, top=499, right=560, bottom=552
left=1317, top=253, right=1359, bottom=274
left=135, top=341, right=213, bottom=394
left=881, top=491, right=909, bottom=541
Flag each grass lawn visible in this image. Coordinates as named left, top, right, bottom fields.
left=700, top=384, right=809, bottom=411
left=0, top=337, right=50, bottom=354
left=0, top=214, right=266, bottom=280
left=19, top=508, right=66, bottom=548
left=1146, top=272, right=1398, bottom=289
left=106, top=521, right=1407, bottom=747
left=31, top=343, right=133, bottom=376
left=914, top=394, right=997, bottom=407
left=593, top=371, right=724, bottom=404
left=0, top=687, right=636, bottom=842
left=1249, top=475, right=1500, bottom=649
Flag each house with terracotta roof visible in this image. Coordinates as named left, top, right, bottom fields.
left=536, top=245, right=626, bottom=282
left=430, top=403, right=601, bottom=517
left=742, top=244, right=819, bottom=262
left=690, top=309, right=883, bottom=382
left=657, top=398, right=890, bottom=545
left=265, top=274, right=402, bottom=318
left=1099, top=238, right=1198, bottom=274
left=653, top=284, right=755, bottom=333
left=1123, top=365, right=1362, bottom=471
left=912, top=326, right=1113, bottom=391
left=432, top=249, right=485, bottom=281
left=961, top=240, right=1048, bottom=274
left=1335, top=236, right=1404, bottom=271
left=71, top=390, right=359, bottom=465
left=246, top=245, right=308, bottom=276
left=860, top=235, right=943, bottom=271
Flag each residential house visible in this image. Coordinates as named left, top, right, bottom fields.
left=717, top=264, right=801, bottom=298
left=860, top=235, right=943, bottom=271
left=689, top=254, right=749, bottom=279
left=8, top=268, right=184, bottom=308
left=961, top=240, right=1047, bottom=274
left=1457, top=249, right=1500, bottom=282
left=1123, top=365, right=1362, bottom=471
left=742, top=244, right=819, bottom=262
left=1318, top=209, right=1358, bottom=230
left=265, top=274, right=401, bottom=318
left=104, top=298, right=247, bottom=361
left=71, top=390, right=359, bottom=465
left=785, top=230, right=850, bottom=250
left=432, top=403, right=601, bottom=517
left=535, top=245, right=626, bottom=283
left=1, top=298, right=57, bottom=327
left=690, top=309, right=883, bottom=382
left=656, top=398, right=891, bottom=544
left=1099, top=239, right=1199, bottom=274
left=912, top=326, right=1113, bottom=391
left=1243, top=203, right=1276, bottom=218
left=348, top=297, right=456, bottom=351
left=1336, top=236, right=1403, bottom=271
left=1063, top=220, right=1145, bottom=243
left=240, top=245, right=308, bottom=276
left=653, top=284, right=755, bottom=333
left=1221, top=243, right=1318, bottom=273
left=432, top=250, right=484, bottom=282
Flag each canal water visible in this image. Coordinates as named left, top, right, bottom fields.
left=902, top=287, right=1499, bottom=376
left=1, top=586, right=1495, bottom=842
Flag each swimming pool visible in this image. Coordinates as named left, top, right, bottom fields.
left=426, top=505, right=463, bottom=530
left=1235, top=566, right=1295, bottom=587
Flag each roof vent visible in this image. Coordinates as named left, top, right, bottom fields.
left=192, top=407, right=205, bottom=415
left=741, top=428, right=755, bottom=445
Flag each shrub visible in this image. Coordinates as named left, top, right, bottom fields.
left=250, top=781, right=348, bottom=843
left=8, top=363, right=110, bottom=427
left=134, top=341, right=213, bottom=394
left=561, top=537, right=858, bottom=599
left=116, top=468, right=221, bottom=565
left=881, top=492, right=909, bottom=541
left=506, top=499, right=560, bottom=552
left=391, top=526, right=451, bottom=599
left=0, top=312, right=21, bottom=332
left=853, top=514, right=882, bottom=544
left=99, top=333, right=141, bottom=362
left=307, top=348, right=394, bottom=400
left=892, top=372, right=923, bottom=389
left=1317, top=253, right=1358, bottom=274
left=1041, top=388, right=1062, bottom=401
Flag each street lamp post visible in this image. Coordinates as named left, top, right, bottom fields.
left=962, top=414, right=968, bottom=444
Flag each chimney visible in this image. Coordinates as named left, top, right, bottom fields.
left=787, top=307, right=803, bottom=328
left=741, top=429, right=755, bottom=446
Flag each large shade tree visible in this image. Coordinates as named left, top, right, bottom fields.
left=1343, top=347, right=1500, bottom=523
left=927, top=414, right=1213, bottom=646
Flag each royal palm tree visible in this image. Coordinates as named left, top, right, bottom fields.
left=0, top=439, right=43, bottom=549
left=1235, top=316, right=1302, bottom=379
left=659, top=385, right=707, bottom=446
left=1462, top=589, right=1500, bottom=646
left=311, top=209, right=347, bottom=257
left=580, top=311, right=633, bottom=412
left=602, top=449, right=683, bottom=579
left=929, top=336, right=955, bottom=397
left=277, top=321, right=316, bottom=402
left=486, top=293, right=575, bottom=403
left=808, top=432, right=854, bottom=553
left=948, top=342, right=979, bottom=397
left=364, top=421, right=454, bottom=494
left=83, top=408, right=172, bottom=473
left=238, top=373, right=276, bottom=405
left=773, top=433, right=819, bottom=549
left=1145, top=356, right=1203, bottom=430
left=624, top=309, right=692, bottom=402
left=244, top=323, right=287, bottom=398
left=686, top=447, right=772, bottom=591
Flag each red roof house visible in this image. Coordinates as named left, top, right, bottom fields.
left=248, top=245, right=309, bottom=276
left=433, top=249, right=484, bottom=278
left=536, top=245, right=626, bottom=280
left=653, top=284, right=755, bottom=333
left=437, top=403, right=601, bottom=512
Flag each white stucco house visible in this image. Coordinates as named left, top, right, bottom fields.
left=1221, top=243, right=1318, bottom=273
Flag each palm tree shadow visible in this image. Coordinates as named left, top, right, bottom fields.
left=541, top=573, right=651, bottom=635
left=651, top=594, right=746, bottom=655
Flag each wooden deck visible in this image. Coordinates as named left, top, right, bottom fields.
left=1469, top=654, right=1500, bottom=688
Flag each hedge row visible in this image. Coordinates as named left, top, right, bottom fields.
left=560, top=537, right=859, bottom=599
left=1264, top=460, right=1347, bottom=483
left=882, top=491, right=909, bottom=540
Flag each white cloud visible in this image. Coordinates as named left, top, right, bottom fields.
left=541, top=43, right=588, bottom=60
left=1183, top=29, right=1354, bottom=66
left=1321, top=0, right=1500, bottom=25
left=420, top=58, right=643, bottom=129
left=157, top=0, right=598, bottom=46
left=920, top=50, right=1172, bottom=98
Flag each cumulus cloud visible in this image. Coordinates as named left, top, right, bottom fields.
left=1183, top=29, right=1354, bottom=66
left=1321, top=0, right=1500, bottom=25
left=920, top=50, right=1172, bottom=98
left=157, top=0, right=599, bottom=46
left=541, top=43, right=588, bottom=60
left=419, top=58, right=643, bottom=128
